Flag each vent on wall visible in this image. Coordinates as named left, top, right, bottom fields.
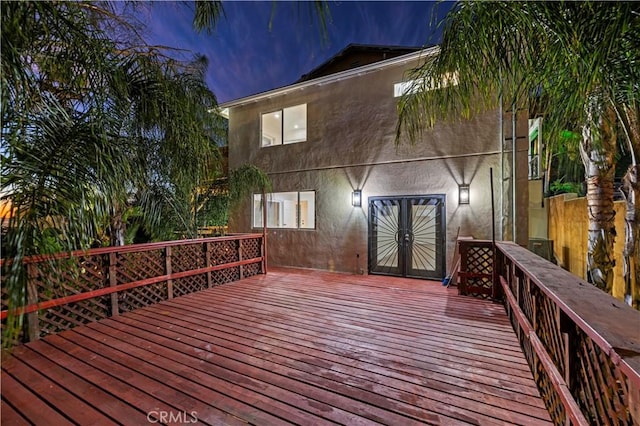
left=528, top=238, right=555, bottom=263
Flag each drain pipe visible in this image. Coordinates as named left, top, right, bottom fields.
left=499, top=95, right=504, bottom=241
left=512, top=102, right=517, bottom=242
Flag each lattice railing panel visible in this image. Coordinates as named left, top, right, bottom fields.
left=574, top=327, right=632, bottom=424
left=115, top=250, right=164, bottom=285
left=508, top=263, right=518, bottom=297
left=39, top=297, right=111, bottom=337
left=2, top=234, right=263, bottom=345
left=210, top=240, right=239, bottom=265
left=535, top=288, right=567, bottom=377
left=459, top=242, right=493, bottom=298
left=172, top=244, right=205, bottom=273
left=495, top=241, right=640, bottom=426
left=0, top=270, right=25, bottom=345
left=173, top=274, right=207, bottom=297
left=510, top=278, right=568, bottom=426
left=241, top=238, right=262, bottom=260
left=31, top=255, right=110, bottom=336
left=118, top=284, right=168, bottom=313
left=1, top=274, right=11, bottom=312
left=33, top=255, right=109, bottom=301
left=1, top=277, right=25, bottom=346
left=243, top=263, right=261, bottom=278
left=518, top=275, right=534, bottom=324
left=213, top=267, right=240, bottom=286
left=533, top=345, right=567, bottom=425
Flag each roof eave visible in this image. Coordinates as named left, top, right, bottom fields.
left=219, top=46, right=439, bottom=109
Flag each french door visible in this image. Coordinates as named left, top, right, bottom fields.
left=368, top=195, right=446, bottom=279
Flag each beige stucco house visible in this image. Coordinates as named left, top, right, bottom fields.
left=220, top=44, right=530, bottom=279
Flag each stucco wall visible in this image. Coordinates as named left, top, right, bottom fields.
left=227, top=57, right=509, bottom=276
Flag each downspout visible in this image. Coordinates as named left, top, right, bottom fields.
left=512, top=102, right=517, bottom=242
left=262, top=190, right=268, bottom=274
left=499, top=94, right=505, bottom=240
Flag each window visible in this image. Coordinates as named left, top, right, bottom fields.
left=393, top=72, right=459, bottom=97
left=261, top=104, right=307, bottom=147
left=253, top=191, right=315, bottom=229
left=528, top=117, right=542, bottom=179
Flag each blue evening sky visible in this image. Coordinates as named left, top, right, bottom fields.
left=140, top=1, right=451, bottom=103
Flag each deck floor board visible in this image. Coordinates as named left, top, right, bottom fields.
left=2, top=268, right=552, bottom=425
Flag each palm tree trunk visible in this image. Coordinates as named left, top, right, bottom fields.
left=580, top=105, right=617, bottom=293
left=622, top=165, right=639, bottom=307
left=110, top=209, right=126, bottom=247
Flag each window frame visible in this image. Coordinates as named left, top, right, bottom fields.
left=260, top=104, right=307, bottom=147
left=252, top=190, right=316, bottom=230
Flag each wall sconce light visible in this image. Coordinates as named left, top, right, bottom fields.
left=352, top=190, right=362, bottom=207
left=459, top=184, right=470, bottom=205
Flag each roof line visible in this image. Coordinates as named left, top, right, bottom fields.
left=219, top=46, right=439, bottom=109
left=297, top=43, right=422, bottom=82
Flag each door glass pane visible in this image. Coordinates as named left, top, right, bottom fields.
left=374, top=200, right=400, bottom=269
left=411, top=201, right=437, bottom=271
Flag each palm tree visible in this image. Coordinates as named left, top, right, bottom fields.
left=396, top=1, right=639, bottom=297
left=1, top=1, right=230, bottom=343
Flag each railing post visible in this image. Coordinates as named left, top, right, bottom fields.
left=492, top=247, right=502, bottom=300
left=26, top=263, right=39, bottom=342
left=238, top=239, right=244, bottom=280
left=459, top=241, right=467, bottom=295
left=513, top=266, right=521, bottom=341
left=262, top=189, right=268, bottom=274
left=109, top=252, right=119, bottom=316
left=530, top=277, right=537, bottom=330
left=559, top=311, right=574, bottom=407
left=206, top=242, right=213, bottom=288
left=165, top=246, right=173, bottom=299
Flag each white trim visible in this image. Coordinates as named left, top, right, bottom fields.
left=220, top=46, right=439, bottom=109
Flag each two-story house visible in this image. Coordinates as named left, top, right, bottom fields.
left=220, top=44, right=529, bottom=280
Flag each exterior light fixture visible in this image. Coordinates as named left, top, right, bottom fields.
left=352, top=190, right=362, bottom=207
left=459, top=184, right=470, bottom=205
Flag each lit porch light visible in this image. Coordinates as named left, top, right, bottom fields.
left=459, top=184, right=470, bottom=205
left=352, top=190, right=362, bottom=207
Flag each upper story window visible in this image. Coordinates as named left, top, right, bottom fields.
left=261, top=104, right=307, bottom=147
left=393, top=72, right=459, bottom=97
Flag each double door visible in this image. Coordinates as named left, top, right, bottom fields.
left=368, top=195, right=445, bottom=279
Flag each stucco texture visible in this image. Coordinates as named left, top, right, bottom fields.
left=227, top=56, right=509, bottom=276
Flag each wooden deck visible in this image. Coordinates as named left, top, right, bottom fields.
left=1, top=268, right=552, bottom=425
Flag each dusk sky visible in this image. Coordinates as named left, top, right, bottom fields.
left=140, top=1, right=452, bottom=103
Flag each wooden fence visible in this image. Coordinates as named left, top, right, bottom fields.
left=1, top=234, right=265, bottom=344
left=547, top=193, right=634, bottom=304
left=458, top=239, right=640, bottom=425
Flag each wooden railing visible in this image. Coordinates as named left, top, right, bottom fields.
left=1, top=234, right=265, bottom=345
left=458, top=239, right=640, bottom=425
